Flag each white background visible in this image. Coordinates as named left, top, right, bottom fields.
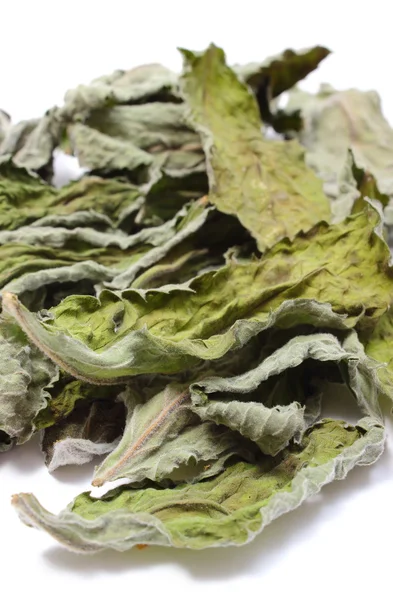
left=1, top=1, right=393, bottom=598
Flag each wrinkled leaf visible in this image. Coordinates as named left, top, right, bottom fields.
left=92, top=383, right=192, bottom=485
left=287, top=84, right=393, bottom=200
left=42, top=397, right=125, bottom=471
left=0, top=316, right=58, bottom=443
left=0, top=117, right=38, bottom=156
left=34, top=377, right=125, bottom=430
left=0, top=109, right=63, bottom=176
left=180, top=45, right=331, bottom=251
left=239, top=46, right=330, bottom=101
left=0, top=110, right=11, bottom=144
left=61, top=64, right=180, bottom=122
left=3, top=206, right=392, bottom=383
left=236, top=46, right=330, bottom=131
left=363, top=307, right=393, bottom=397
left=13, top=418, right=384, bottom=552
left=0, top=199, right=214, bottom=297
left=0, top=161, right=142, bottom=231
left=92, top=380, right=256, bottom=487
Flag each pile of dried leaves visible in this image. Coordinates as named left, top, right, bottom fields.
left=1, top=44, right=393, bottom=553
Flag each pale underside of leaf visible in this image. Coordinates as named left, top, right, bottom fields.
left=12, top=418, right=384, bottom=552
left=287, top=85, right=393, bottom=201
left=0, top=317, right=58, bottom=442
left=92, top=330, right=383, bottom=487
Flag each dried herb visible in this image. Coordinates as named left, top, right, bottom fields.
left=0, top=43, right=391, bottom=555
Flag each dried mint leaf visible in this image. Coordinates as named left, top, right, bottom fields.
left=180, top=45, right=331, bottom=251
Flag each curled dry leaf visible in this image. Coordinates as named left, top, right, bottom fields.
left=2, top=42, right=392, bottom=556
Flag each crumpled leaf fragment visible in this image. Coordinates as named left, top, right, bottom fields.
left=60, top=64, right=180, bottom=122
left=0, top=315, right=58, bottom=443
left=180, top=45, right=331, bottom=251
left=91, top=383, right=249, bottom=487
left=363, top=307, right=393, bottom=397
left=0, top=117, right=38, bottom=157
left=0, top=161, right=142, bottom=231
left=190, top=332, right=379, bottom=455
left=107, top=199, right=213, bottom=289
left=10, top=109, right=63, bottom=176
left=91, top=384, right=192, bottom=485
left=236, top=46, right=330, bottom=132
left=90, top=331, right=335, bottom=488
left=0, top=65, right=180, bottom=175
left=0, top=110, right=11, bottom=144
left=4, top=261, right=115, bottom=301
left=41, top=397, right=125, bottom=471
left=351, top=153, right=390, bottom=209
left=13, top=418, right=384, bottom=552
left=34, top=377, right=125, bottom=430
left=238, top=46, right=330, bottom=102
left=193, top=327, right=382, bottom=431
left=69, top=103, right=205, bottom=182
left=0, top=108, right=63, bottom=177
left=140, top=169, right=208, bottom=224
left=3, top=205, right=391, bottom=383
left=67, top=123, right=154, bottom=182
left=0, top=243, right=118, bottom=295
left=86, top=104, right=197, bottom=152
left=287, top=84, right=393, bottom=201
left=130, top=247, right=212, bottom=290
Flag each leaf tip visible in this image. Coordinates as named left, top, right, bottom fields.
left=91, top=476, right=104, bottom=487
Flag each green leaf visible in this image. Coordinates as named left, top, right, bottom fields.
left=93, top=328, right=381, bottom=488
left=238, top=46, right=330, bottom=101
left=0, top=199, right=213, bottom=297
left=3, top=206, right=392, bottom=383
left=12, top=418, right=384, bottom=552
left=363, top=307, right=393, bottom=398
left=141, top=169, right=208, bottom=223
left=180, top=45, right=331, bottom=251
left=0, top=161, right=142, bottom=231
